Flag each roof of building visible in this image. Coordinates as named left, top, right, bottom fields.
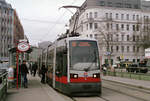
left=80, top=0, right=150, bottom=10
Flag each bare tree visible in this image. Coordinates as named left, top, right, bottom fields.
left=95, top=18, right=120, bottom=68
left=131, top=17, right=150, bottom=62
left=135, top=17, right=150, bottom=50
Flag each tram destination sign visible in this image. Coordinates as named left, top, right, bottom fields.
left=17, top=42, right=30, bottom=52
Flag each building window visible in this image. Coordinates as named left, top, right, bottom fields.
left=116, top=13, right=119, bottom=19
left=121, top=14, right=124, bottom=20
left=126, top=24, right=129, bottom=31
left=136, top=15, right=139, bottom=20
left=133, top=25, right=135, bottom=31
left=125, top=4, right=132, bottom=8
left=90, top=34, right=93, bottom=38
left=116, top=34, right=119, bottom=41
left=121, top=46, right=124, bottom=52
left=127, top=46, right=130, bottom=52
left=107, top=34, right=110, bottom=41
left=110, top=23, right=113, bottom=29
left=122, top=35, right=124, bottom=41
left=108, top=2, right=113, bottom=7
left=94, top=34, right=98, bottom=39
left=116, top=24, right=119, bottom=30
left=107, top=23, right=109, bottom=30
left=89, top=23, right=93, bottom=29
left=94, top=23, right=98, bottom=29
left=121, top=24, right=124, bottom=30
left=111, top=34, right=113, bottom=41
left=110, top=13, right=112, bottom=19
left=86, top=13, right=88, bottom=19
left=116, top=46, right=119, bottom=52
left=134, top=4, right=139, bottom=9
left=89, top=12, right=92, bottom=18
left=86, top=24, right=88, bottom=30
left=116, top=3, right=122, bottom=8
left=133, top=14, right=135, bottom=20
left=94, top=12, right=98, bottom=18
left=137, top=47, right=139, bottom=52
left=136, top=35, right=139, bottom=41
left=126, top=14, right=129, bottom=20
left=136, top=25, right=139, bottom=31
left=133, top=46, right=135, bottom=52
left=133, top=35, right=135, bottom=41
left=81, top=25, right=83, bottom=32
left=100, top=1, right=105, bottom=6
left=106, top=13, right=108, bottom=19
left=127, top=35, right=129, bottom=41
left=111, top=46, right=113, bottom=52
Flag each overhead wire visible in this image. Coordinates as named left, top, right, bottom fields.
left=34, top=0, right=78, bottom=43
left=22, top=18, right=64, bottom=24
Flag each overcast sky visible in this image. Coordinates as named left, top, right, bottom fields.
left=6, top=0, right=85, bottom=46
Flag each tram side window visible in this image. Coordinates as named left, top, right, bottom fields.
left=48, top=50, right=54, bottom=72
left=56, top=46, right=67, bottom=76
left=62, top=51, right=67, bottom=76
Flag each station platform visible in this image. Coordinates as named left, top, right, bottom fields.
left=102, top=76, right=150, bottom=90
left=6, top=75, right=72, bottom=101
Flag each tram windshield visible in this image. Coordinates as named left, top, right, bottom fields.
left=69, top=40, right=100, bottom=71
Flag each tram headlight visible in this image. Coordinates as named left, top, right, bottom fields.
left=93, top=74, right=97, bottom=78
left=70, top=73, right=78, bottom=79
left=74, top=74, right=78, bottom=78
left=93, top=73, right=100, bottom=78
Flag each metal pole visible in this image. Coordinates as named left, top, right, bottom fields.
left=16, top=51, right=19, bottom=89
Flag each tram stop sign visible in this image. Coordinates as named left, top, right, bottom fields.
left=17, top=42, right=30, bottom=52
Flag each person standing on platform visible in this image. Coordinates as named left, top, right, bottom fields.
left=40, top=64, right=47, bottom=84
left=20, top=60, right=29, bottom=88
left=32, top=62, right=38, bottom=77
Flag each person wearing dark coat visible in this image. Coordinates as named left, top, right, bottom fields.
left=32, top=63, right=38, bottom=77
left=41, top=64, right=47, bottom=84
left=20, top=60, right=29, bottom=88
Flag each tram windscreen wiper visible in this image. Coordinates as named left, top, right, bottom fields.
left=84, top=50, right=97, bottom=72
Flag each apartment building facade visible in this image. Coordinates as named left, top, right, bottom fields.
left=0, top=0, right=24, bottom=62
left=69, top=0, right=150, bottom=65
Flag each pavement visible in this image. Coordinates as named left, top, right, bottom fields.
left=6, top=74, right=150, bottom=101
left=102, top=75, right=150, bottom=90
left=6, top=75, right=72, bottom=101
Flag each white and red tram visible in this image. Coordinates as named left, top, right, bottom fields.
left=43, top=37, right=101, bottom=96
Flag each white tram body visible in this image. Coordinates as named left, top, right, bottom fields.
left=44, top=37, right=101, bottom=96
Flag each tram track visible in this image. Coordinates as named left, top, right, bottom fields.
left=72, top=96, right=110, bottom=101
left=56, top=79, right=150, bottom=101
left=102, top=80, right=150, bottom=101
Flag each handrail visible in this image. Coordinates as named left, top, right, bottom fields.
left=0, top=71, right=8, bottom=101
left=0, top=72, right=8, bottom=78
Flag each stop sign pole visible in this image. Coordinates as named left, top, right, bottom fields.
left=16, top=42, right=30, bottom=89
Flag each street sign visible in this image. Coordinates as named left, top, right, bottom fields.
left=17, top=42, right=30, bottom=52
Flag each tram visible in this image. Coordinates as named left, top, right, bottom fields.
left=42, top=36, right=102, bottom=96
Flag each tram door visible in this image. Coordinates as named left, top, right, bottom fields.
left=55, top=48, right=63, bottom=89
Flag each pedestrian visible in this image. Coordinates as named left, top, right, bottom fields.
left=40, top=64, right=47, bottom=84
left=8, top=66, right=14, bottom=88
left=20, top=60, right=29, bottom=88
left=29, top=62, right=32, bottom=75
left=32, top=62, right=38, bottom=77
left=102, top=64, right=107, bottom=76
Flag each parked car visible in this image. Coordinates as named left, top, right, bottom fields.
left=126, top=63, right=148, bottom=73
left=112, top=64, right=117, bottom=68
